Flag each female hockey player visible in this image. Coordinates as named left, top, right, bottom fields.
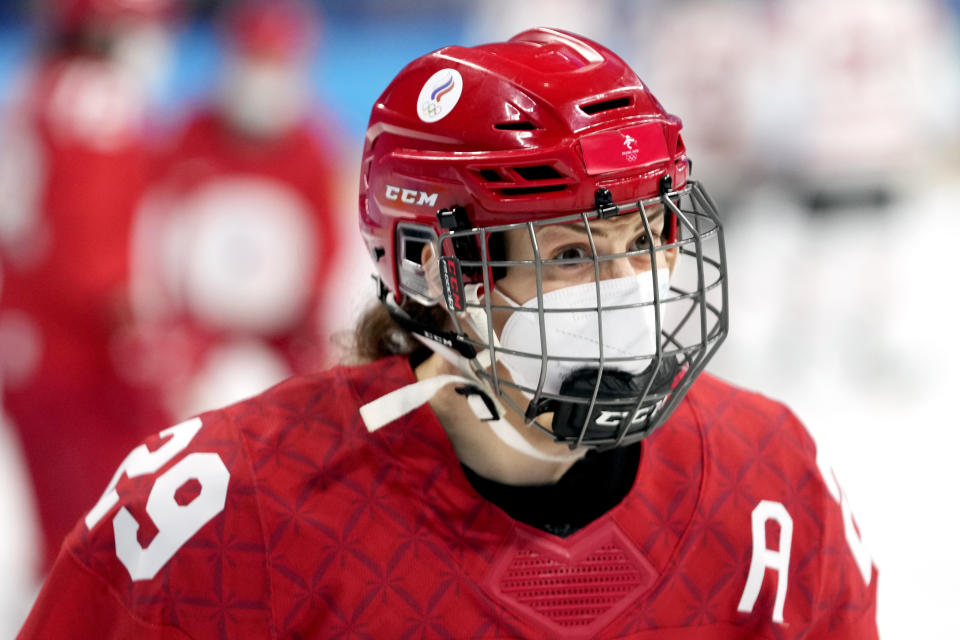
left=20, top=28, right=878, bottom=639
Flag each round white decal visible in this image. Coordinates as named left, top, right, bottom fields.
left=166, top=177, right=318, bottom=335
left=417, top=68, right=463, bottom=123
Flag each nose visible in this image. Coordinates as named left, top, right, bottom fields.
left=600, top=254, right=647, bottom=281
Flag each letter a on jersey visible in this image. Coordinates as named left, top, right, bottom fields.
left=738, top=500, right=794, bottom=623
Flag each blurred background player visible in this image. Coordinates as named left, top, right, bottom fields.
left=124, top=0, right=350, bottom=420
left=0, top=298, right=41, bottom=639
left=0, top=0, right=180, bottom=579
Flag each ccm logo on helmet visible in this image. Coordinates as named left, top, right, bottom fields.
left=385, top=185, right=438, bottom=207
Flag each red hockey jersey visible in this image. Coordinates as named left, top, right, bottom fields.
left=20, top=356, right=878, bottom=639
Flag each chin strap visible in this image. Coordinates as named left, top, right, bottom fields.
left=363, top=278, right=585, bottom=463
left=358, top=372, right=586, bottom=464
left=360, top=374, right=475, bottom=432
left=377, top=278, right=477, bottom=359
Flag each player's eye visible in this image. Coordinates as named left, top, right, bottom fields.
left=628, top=231, right=661, bottom=252
left=628, top=233, right=649, bottom=251
left=551, top=245, right=589, bottom=262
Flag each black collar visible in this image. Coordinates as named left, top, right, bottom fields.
left=461, top=442, right=642, bottom=537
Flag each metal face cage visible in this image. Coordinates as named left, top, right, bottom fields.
left=436, top=181, right=729, bottom=449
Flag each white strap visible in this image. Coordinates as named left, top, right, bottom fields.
left=412, top=333, right=462, bottom=369
left=360, top=374, right=472, bottom=433
left=359, top=372, right=585, bottom=464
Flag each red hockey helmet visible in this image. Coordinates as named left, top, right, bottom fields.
left=223, top=0, right=318, bottom=62
left=361, top=28, right=694, bottom=302
left=360, top=29, right=727, bottom=449
left=45, top=0, right=178, bottom=34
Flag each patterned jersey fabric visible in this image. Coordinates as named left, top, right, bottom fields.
left=20, top=356, right=879, bottom=639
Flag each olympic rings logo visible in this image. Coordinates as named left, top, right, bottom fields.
left=421, top=102, right=443, bottom=118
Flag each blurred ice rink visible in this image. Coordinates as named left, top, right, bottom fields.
left=2, top=0, right=959, bottom=636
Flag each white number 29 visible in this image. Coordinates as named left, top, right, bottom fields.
left=85, top=418, right=229, bottom=581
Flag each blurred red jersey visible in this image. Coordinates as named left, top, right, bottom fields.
left=21, top=356, right=878, bottom=639
left=0, top=54, right=169, bottom=570
left=126, top=110, right=347, bottom=419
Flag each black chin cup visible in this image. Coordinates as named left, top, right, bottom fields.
left=528, top=358, right=680, bottom=444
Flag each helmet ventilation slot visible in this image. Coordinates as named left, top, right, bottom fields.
left=512, top=165, right=564, bottom=181
left=473, top=164, right=569, bottom=196
left=495, top=121, right=538, bottom=130
left=472, top=161, right=571, bottom=196
left=478, top=169, right=505, bottom=182
left=499, top=184, right=567, bottom=196
left=579, top=96, right=632, bottom=115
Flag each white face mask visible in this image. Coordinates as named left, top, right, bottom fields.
left=497, top=269, right=671, bottom=398
left=220, top=58, right=307, bottom=139
left=110, top=23, right=174, bottom=103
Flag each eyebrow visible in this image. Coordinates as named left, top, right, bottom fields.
left=547, top=206, right=665, bottom=240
